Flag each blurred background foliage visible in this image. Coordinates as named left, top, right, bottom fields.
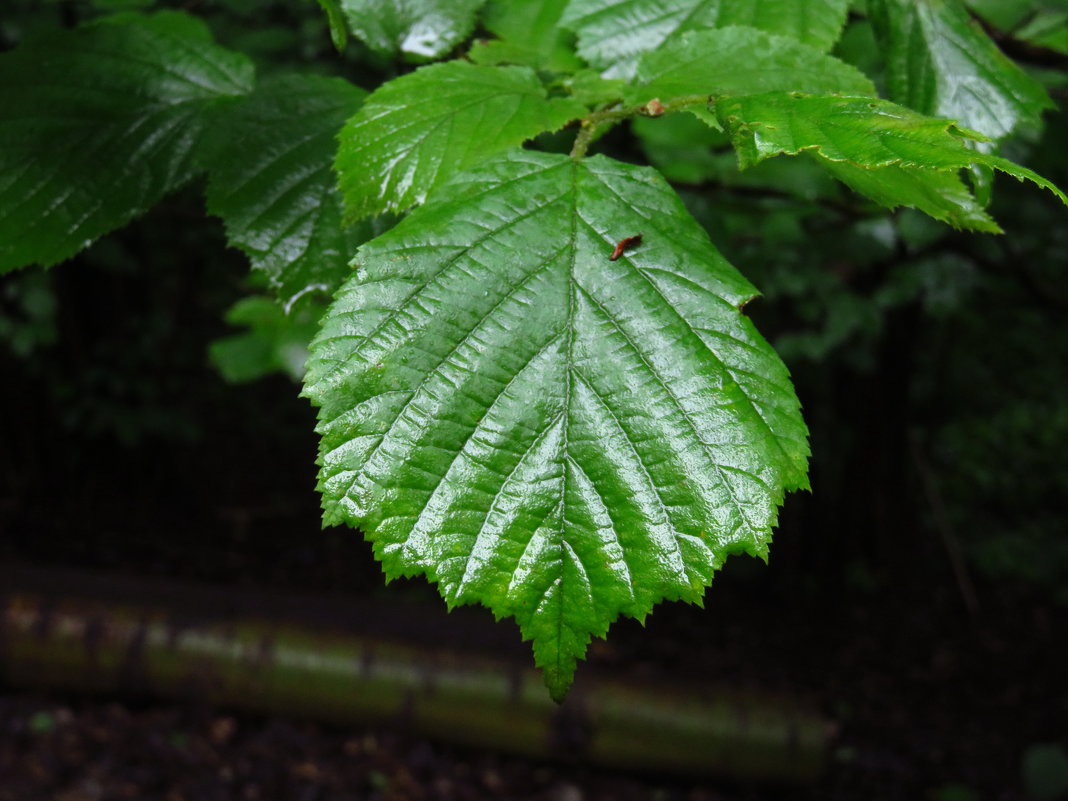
left=1, top=0, right=1066, bottom=609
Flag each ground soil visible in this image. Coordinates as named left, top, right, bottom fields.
left=0, top=536, right=1063, bottom=800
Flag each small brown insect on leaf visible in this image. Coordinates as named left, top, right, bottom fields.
left=609, top=234, right=643, bottom=261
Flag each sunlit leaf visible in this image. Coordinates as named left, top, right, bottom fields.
left=315, top=0, right=349, bottom=51
left=821, top=160, right=1000, bottom=231
left=718, top=93, right=993, bottom=169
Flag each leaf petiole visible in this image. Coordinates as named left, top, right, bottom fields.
left=569, top=94, right=714, bottom=159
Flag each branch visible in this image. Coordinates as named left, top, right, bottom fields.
left=570, top=95, right=712, bottom=159
left=0, top=565, right=833, bottom=784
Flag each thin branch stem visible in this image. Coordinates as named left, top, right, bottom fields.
left=569, top=94, right=714, bottom=160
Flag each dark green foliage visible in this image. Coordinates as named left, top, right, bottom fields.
left=334, top=61, right=586, bottom=220
left=0, top=12, right=253, bottom=271
left=869, top=0, right=1053, bottom=139
left=201, top=74, right=372, bottom=308
left=562, top=0, right=851, bottom=77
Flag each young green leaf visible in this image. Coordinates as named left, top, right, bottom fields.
left=335, top=62, right=586, bottom=221
left=304, top=150, right=810, bottom=699
left=203, top=74, right=379, bottom=309
left=210, top=296, right=323, bottom=384
left=562, top=0, right=851, bottom=78
left=468, top=0, right=584, bottom=71
left=821, top=161, right=1001, bottom=232
left=715, top=93, right=1068, bottom=215
left=563, top=70, right=628, bottom=107
left=718, top=93, right=993, bottom=169
left=315, top=0, right=349, bottom=51
left=0, top=12, right=253, bottom=272
left=338, top=0, right=485, bottom=59
left=868, top=0, right=1054, bottom=139
left=1014, top=11, right=1068, bottom=57
left=625, top=27, right=875, bottom=111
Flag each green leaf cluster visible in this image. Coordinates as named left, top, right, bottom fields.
left=2, top=0, right=1065, bottom=699
left=0, top=13, right=253, bottom=271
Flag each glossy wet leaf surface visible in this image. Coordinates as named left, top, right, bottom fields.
left=716, top=93, right=1068, bottom=221
left=338, top=0, right=485, bottom=59
left=304, top=150, right=809, bottom=699
left=718, top=93, right=993, bottom=169
left=562, top=0, right=851, bottom=78
left=625, top=27, right=875, bottom=110
left=0, top=12, right=253, bottom=272
left=868, top=0, right=1053, bottom=139
left=203, top=74, right=377, bottom=308
left=335, top=62, right=586, bottom=222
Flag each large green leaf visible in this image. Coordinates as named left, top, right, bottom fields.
left=868, top=0, right=1053, bottom=139
left=0, top=12, right=253, bottom=272
left=625, top=27, right=875, bottom=110
left=715, top=93, right=1068, bottom=216
left=338, top=0, right=485, bottom=59
left=203, top=74, right=376, bottom=309
left=335, top=62, right=586, bottom=221
left=303, top=150, right=809, bottom=699
left=562, top=0, right=851, bottom=78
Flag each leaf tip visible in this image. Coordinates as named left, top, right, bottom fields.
left=545, top=672, right=573, bottom=704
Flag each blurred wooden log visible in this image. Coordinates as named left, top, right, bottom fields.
left=0, top=566, right=831, bottom=783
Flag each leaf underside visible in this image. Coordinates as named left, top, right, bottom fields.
left=868, top=0, right=1053, bottom=139
left=338, top=0, right=485, bottom=59
left=304, top=151, right=809, bottom=699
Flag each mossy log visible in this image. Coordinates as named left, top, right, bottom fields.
left=0, top=567, right=831, bottom=782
